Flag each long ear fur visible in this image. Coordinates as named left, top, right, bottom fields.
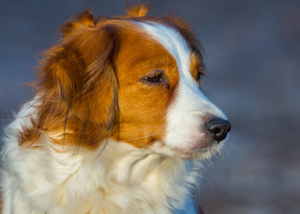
left=20, top=11, right=119, bottom=149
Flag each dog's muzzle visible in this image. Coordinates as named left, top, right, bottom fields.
left=205, top=118, right=231, bottom=142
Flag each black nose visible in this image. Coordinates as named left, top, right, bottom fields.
left=205, top=119, right=231, bottom=142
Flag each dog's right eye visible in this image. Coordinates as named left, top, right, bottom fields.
left=144, top=73, right=163, bottom=83
left=141, top=70, right=170, bottom=89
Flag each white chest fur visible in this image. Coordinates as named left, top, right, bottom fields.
left=1, top=106, right=201, bottom=214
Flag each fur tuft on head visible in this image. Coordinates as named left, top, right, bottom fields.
left=58, top=9, right=95, bottom=38
left=125, top=1, right=151, bottom=17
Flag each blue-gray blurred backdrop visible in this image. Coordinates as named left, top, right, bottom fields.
left=1, top=0, right=300, bottom=213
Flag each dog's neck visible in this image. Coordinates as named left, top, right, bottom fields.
left=41, top=140, right=200, bottom=213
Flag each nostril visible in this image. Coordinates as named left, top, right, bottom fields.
left=205, top=118, right=231, bottom=142
left=215, top=128, right=222, bottom=134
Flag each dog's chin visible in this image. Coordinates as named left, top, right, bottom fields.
left=149, top=140, right=224, bottom=160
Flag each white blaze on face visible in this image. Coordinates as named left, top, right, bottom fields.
left=138, top=22, right=227, bottom=152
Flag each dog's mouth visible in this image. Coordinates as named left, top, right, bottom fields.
left=149, top=140, right=224, bottom=160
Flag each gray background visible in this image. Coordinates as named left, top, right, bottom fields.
left=1, top=0, right=300, bottom=213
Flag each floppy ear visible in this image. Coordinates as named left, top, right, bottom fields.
left=32, top=11, right=119, bottom=148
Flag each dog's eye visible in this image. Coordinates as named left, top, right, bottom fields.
left=197, top=72, right=202, bottom=81
left=141, top=71, right=170, bottom=89
left=144, top=73, right=163, bottom=83
left=197, top=70, right=205, bottom=82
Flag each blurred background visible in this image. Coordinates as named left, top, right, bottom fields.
left=0, top=0, right=299, bottom=213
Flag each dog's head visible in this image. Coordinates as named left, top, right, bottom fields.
left=23, top=3, right=230, bottom=159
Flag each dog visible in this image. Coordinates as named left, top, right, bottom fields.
left=1, top=2, right=230, bottom=214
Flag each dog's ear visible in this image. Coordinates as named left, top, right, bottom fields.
left=125, top=2, right=151, bottom=17
left=34, top=18, right=119, bottom=147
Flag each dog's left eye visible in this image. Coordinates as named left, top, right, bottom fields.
left=197, top=72, right=202, bottom=82
left=196, top=69, right=205, bottom=83
left=144, top=73, right=163, bottom=83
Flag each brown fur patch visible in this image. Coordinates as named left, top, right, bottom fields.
left=112, top=28, right=179, bottom=148
left=190, top=53, right=205, bottom=85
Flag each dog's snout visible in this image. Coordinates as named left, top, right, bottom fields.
left=205, top=119, right=231, bottom=142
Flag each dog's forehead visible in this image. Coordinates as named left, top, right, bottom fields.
left=134, top=22, right=193, bottom=82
